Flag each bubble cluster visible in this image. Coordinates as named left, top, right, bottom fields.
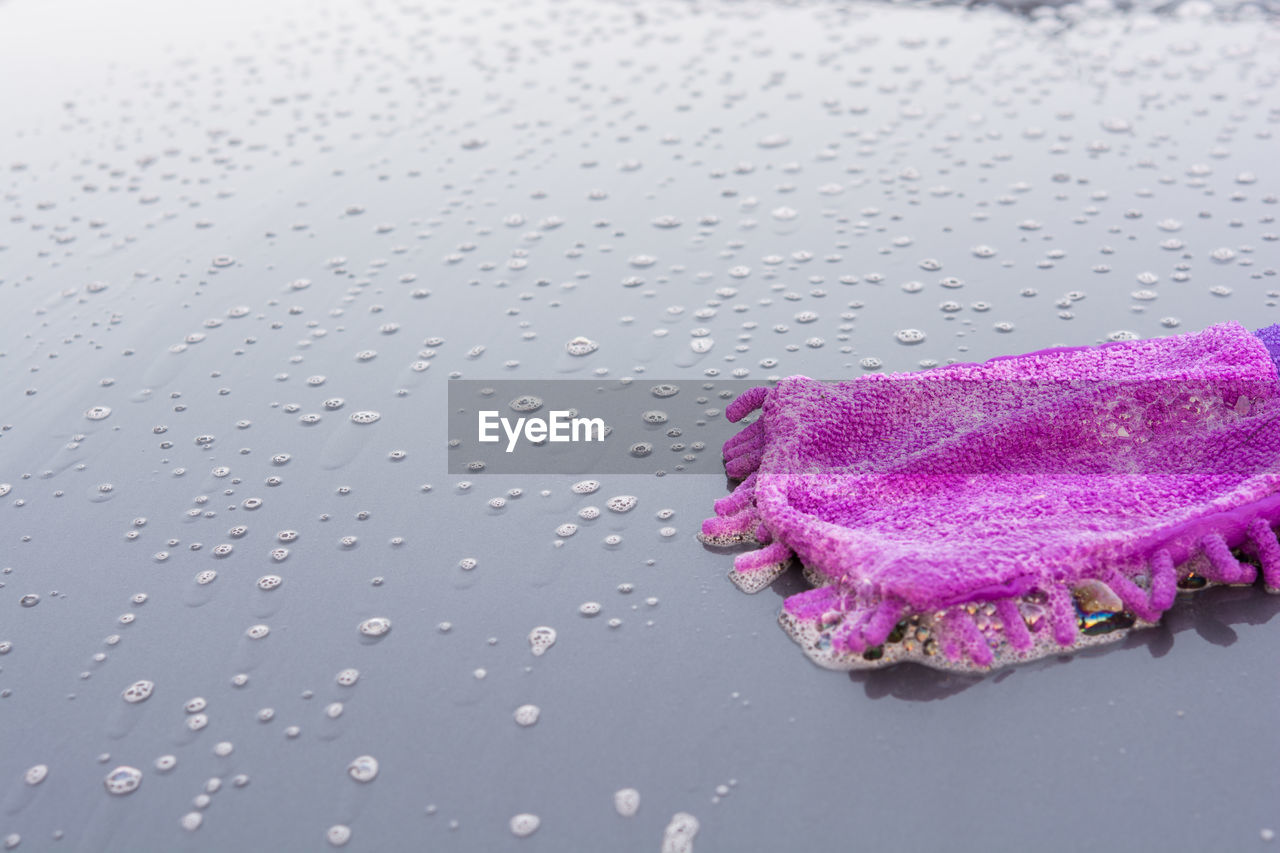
left=103, top=766, right=143, bottom=795
left=528, top=626, right=557, bottom=656
left=121, top=680, right=155, bottom=704
left=606, top=495, right=638, bottom=513
left=358, top=617, right=392, bottom=638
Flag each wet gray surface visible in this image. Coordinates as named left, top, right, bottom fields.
left=1, top=0, right=1278, bottom=850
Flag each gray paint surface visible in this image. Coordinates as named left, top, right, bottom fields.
left=0, top=0, right=1278, bottom=850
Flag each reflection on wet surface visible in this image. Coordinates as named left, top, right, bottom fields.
left=1, top=0, right=1278, bottom=848
left=851, top=583, right=1280, bottom=700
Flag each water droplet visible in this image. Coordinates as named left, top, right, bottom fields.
left=528, top=626, right=556, bottom=656
left=510, top=814, right=540, bottom=838
left=103, top=766, right=143, bottom=795
left=358, top=617, right=391, bottom=637
left=614, top=788, right=641, bottom=817
left=347, top=755, right=379, bottom=783
left=121, top=680, right=154, bottom=704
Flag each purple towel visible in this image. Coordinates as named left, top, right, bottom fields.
left=703, top=322, right=1280, bottom=671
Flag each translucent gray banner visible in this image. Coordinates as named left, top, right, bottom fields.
left=447, top=379, right=755, bottom=475
left=448, top=376, right=1279, bottom=476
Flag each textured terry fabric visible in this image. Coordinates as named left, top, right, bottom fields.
left=704, top=322, right=1280, bottom=666
left=1258, top=323, right=1280, bottom=374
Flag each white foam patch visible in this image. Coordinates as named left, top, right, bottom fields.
left=661, top=813, right=700, bottom=853
left=727, top=562, right=787, bottom=594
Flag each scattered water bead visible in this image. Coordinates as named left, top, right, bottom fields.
left=246, top=624, right=270, bottom=640
left=513, top=704, right=541, bottom=726
left=603, top=535, right=623, bottom=547
left=121, top=680, right=154, bottom=703
left=894, top=329, right=926, bottom=345
left=19, top=594, right=40, bottom=608
left=155, top=755, right=177, bottom=772
left=347, top=755, right=379, bottom=783
left=572, top=480, right=600, bottom=495
left=185, top=697, right=207, bottom=713
left=629, top=442, right=653, bottom=458
left=359, top=617, right=392, bottom=637
left=579, top=601, right=601, bottom=616
left=327, top=825, right=352, bottom=847
left=651, top=384, right=679, bottom=398
left=180, top=813, right=203, bottom=832
left=3, top=0, right=1270, bottom=843
left=84, top=406, right=112, bottom=420
left=459, top=557, right=478, bottom=571
left=662, top=813, right=700, bottom=853
left=556, top=523, right=578, bottom=538
left=350, top=411, right=381, bottom=424
left=24, top=765, right=48, bottom=786
left=642, top=410, right=668, bottom=425
left=607, top=495, right=638, bottom=513
left=510, top=814, right=541, bottom=838
left=528, top=626, right=557, bottom=656
left=103, top=766, right=143, bottom=795
left=187, top=713, right=209, bottom=731
left=509, top=395, right=544, bottom=413
left=257, top=575, right=282, bottom=591
left=565, top=336, right=599, bottom=356
left=578, top=506, right=600, bottom=520
left=336, top=668, right=360, bottom=687
left=614, top=788, right=641, bottom=817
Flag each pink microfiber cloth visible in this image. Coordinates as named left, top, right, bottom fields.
left=702, top=322, right=1280, bottom=671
